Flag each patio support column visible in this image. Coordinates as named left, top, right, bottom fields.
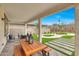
left=25, top=24, right=28, bottom=35
left=75, top=4, right=79, bottom=56
left=38, top=18, right=42, bottom=43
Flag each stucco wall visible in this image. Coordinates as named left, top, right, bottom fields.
left=0, top=6, right=7, bottom=54
left=8, top=24, right=25, bottom=36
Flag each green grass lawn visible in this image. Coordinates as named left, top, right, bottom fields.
left=56, top=32, right=67, bottom=34
left=44, top=32, right=51, bottom=34
left=61, top=35, right=74, bottom=39
left=42, top=38, right=56, bottom=44
left=32, top=34, right=56, bottom=44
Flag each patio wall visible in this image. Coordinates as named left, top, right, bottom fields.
left=0, top=6, right=7, bottom=54
left=8, top=24, right=25, bottom=36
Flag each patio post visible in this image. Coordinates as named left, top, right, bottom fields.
left=75, top=4, right=79, bottom=56
left=25, top=24, right=28, bottom=35
left=38, top=18, right=42, bottom=43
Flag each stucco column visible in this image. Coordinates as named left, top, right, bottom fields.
left=75, top=4, right=79, bottom=56
left=38, top=18, right=42, bottom=43
left=25, top=24, right=28, bottom=35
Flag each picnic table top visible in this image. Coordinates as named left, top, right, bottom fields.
left=20, top=39, right=47, bottom=56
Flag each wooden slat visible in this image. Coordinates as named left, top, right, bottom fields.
left=14, top=45, right=25, bottom=56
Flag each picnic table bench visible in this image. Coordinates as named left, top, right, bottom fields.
left=14, top=45, right=25, bottom=56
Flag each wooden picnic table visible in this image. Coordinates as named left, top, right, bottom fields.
left=20, top=39, right=47, bottom=56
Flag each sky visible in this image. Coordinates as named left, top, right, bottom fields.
left=41, top=7, right=75, bottom=25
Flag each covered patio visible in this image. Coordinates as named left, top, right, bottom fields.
left=0, top=3, right=79, bottom=56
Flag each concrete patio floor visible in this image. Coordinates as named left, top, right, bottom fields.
left=0, top=39, right=66, bottom=56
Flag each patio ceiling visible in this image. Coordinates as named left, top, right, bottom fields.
left=1, top=3, right=74, bottom=24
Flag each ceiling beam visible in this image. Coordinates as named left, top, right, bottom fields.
left=24, top=3, right=75, bottom=24
left=8, top=22, right=25, bottom=25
